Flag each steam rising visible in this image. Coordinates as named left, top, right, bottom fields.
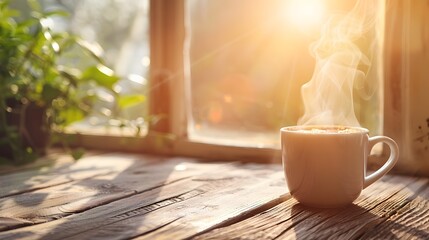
left=298, top=0, right=382, bottom=127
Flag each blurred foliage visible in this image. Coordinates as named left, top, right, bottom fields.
left=0, top=0, right=145, bottom=165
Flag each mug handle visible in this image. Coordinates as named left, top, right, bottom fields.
left=363, top=136, right=399, bottom=189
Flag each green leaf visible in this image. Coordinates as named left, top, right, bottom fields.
left=41, top=83, right=62, bottom=103
left=58, top=67, right=80, bottom=87
left=43, top=10, right=69, bottom=18
left=28, top=0, right=42, bottom=13
left=118, top=94, right=146, bottom=109
left=18, top=18, right=38, bottom=29
left=80, top=65, right=120, bottom=89
left=59, top=106, right=85, bottom=126
left=71, top=148, right=85, bottom=161
left=76, top=39, right=104, bottom=63
left=0, top=7, right=19, bottom=20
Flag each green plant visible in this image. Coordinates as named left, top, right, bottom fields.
left=0, top=0, right=144, bottom=164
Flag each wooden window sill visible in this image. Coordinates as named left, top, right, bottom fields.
left=0, top=151, right=428, bottom=239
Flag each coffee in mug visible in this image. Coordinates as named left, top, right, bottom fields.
left=281, top=125, right=399, bottom=208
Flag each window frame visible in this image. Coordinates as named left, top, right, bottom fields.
left=68, top=0, right=280, bottom=163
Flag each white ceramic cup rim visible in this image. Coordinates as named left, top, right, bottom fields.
left=280, top=125, right=369, bottom=135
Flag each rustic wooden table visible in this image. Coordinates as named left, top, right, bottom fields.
left=0, top=152, right=428, bottom=239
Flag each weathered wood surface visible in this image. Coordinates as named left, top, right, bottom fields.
left=0, top=152, right=428, bottom=239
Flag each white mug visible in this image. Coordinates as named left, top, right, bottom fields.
left=281, top=125, right=399, bottom=208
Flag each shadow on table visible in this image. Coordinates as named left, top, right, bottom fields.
left=0, top=153, right=181, bottom=239
left=290, top=203, right=429, bottom=239
left=0, top=154, right=78, bottom=230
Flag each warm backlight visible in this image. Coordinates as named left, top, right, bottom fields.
left=285, top=0, right=325, bottom=28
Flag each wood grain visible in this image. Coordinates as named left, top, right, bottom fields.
left=0, top=154, right=233, bottom=231
left=0, top=152, right=141, bottom=198
left=1, top=152, right=428, bottom=240
left=0, top=160, right=286, bottom=240
left=359, top=182, right=429, bottom=239
left=194, top=175, right=429, bottom=240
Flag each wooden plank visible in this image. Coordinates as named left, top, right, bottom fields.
left=0, top=162, right=287, bottom=240
left=359, top=182, right=429, bottom=239
left=3, top=178, right=204, bottom=239
left=0, top=154, right=233, bottom=231
left=194, top=175, right=428, bottom=240
left=0, top=150, right=110, bottom=176
left=0, top=151, right=72, bottom=175
left=2, top=152, right=427, bottom=239
left=0, top=152, right=154, bottom=198
left=280, top=177, right=429, bottom=240
left=133, top=164, right=287, bottom=240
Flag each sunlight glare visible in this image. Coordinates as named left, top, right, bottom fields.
left=175, top=164, right=187, bottom=171
left=223, top=95, right=232, bottom=103
left=285, top=0, right=325, bottom=28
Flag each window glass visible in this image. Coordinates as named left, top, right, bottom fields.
left=17, top=0, right=150, bottom=135
left=186, top=0, right=383, bottom=147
